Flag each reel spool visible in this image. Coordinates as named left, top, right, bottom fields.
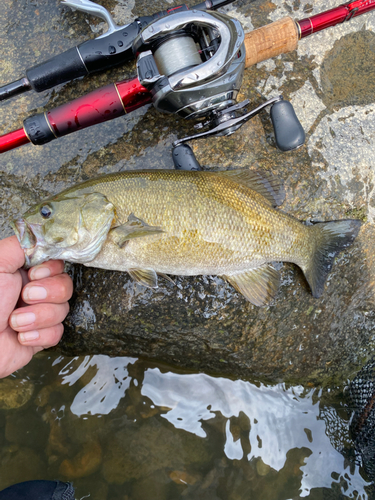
left=153, top=35, right=202, bottom=77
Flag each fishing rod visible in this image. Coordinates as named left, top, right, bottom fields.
left=1, top=0, right=374, bottom=155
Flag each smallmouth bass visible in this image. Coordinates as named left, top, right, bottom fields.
left=12, top=169, right=361, bottom=306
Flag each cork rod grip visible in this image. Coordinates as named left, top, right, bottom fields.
left=244, top=17, right=299, bottom=69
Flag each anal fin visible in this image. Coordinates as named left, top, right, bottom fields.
left=158, top=273, right=176, bottom=285
left=128, top=268, right=158, bottom=288
left=223, top=265, right=280, bottom=306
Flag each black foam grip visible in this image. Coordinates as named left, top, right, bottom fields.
left=172, top=144, right=202, bottom=170
left=24, top=113, right=56, bottom=146
left=26, top=47, right=87, bottom=93
left=270, top=100, right=305, bottom=152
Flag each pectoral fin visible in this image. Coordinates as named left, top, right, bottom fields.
left=128, top=268, right=158, bottom=288
left=223, top=265, right=280, bottom=306
left=110, top=214, right=164, bottom=248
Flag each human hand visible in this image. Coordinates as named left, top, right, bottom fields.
left=0, top=236, right=73, bottom=378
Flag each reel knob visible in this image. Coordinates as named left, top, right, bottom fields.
left=270, top=100, right=305, bottom=152
left=172, top=144, right=202, bottom=170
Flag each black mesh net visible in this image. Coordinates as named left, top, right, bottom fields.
left=346, top=358, right=375, bottom=484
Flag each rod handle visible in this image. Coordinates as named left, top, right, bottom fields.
left=26, top=47, right=88, bottom=93
left=244, top=17, right=299, bottom=69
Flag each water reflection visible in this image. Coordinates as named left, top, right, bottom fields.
left=51, top=355, right=371, bottom=498
left=59, top=356, right=137, bottom=416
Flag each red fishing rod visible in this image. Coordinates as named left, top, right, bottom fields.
left=1, top=0, right=374, bottom=154
left=0, top=78, right=152, bottom=153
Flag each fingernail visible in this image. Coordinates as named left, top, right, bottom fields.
left=24, top=286, right=48, bottom=301
left=30, top=266, right=51, bottom=280
left=11, top=312, right=36, bottom=329
left=19, top=331, right=40, bottom=343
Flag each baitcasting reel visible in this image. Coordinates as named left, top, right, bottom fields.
left=134, top=9, right=305, bottom=152
left=134, top=10, right=245, bottom=118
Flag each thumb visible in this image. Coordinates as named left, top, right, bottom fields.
left=0, top=236, right=25, bottom=332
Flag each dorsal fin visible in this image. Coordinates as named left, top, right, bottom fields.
left=216, top=169, right=285, bottom=207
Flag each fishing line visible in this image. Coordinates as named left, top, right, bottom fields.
left=154, top=36, right=203, bottom=76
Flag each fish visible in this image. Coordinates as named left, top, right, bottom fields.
left=11, top=169, right=362, bottom=306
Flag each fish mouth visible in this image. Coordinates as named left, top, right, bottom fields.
left=11, top=219, right=41, bottom=268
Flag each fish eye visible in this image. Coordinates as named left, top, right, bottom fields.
left=40, top=205, right=52, bottom=219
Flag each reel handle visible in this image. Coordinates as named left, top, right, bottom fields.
left=172, top=144, right=202, bottom=171
left=270, top=100, right=305, bottom=152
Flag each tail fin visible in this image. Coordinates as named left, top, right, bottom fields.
left=302, top=219, right=362, bottom=298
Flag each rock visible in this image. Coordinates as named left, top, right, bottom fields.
left=0, top=379, right=34, bottom=410
left=130, top=472, right=170, bottom=500
left=1, top=0, right=375, bottom=386
left=0, top=447, right=46, bottom=491
left=72, top=476, right=109, bottom=500
left=256, top=459, right=271, bottom=476
left=63, top=414, right=108, bottom=445
left=102, top=420, right=212, bottom=484
left=169, top=470, right=199, bottom=486
left=46, top=418, right=71, bottom=457
left=5, top=412, right=47, bottom=450
left=59, top=440, right=102, bottom=479
left=35, top=385, right=55, bottom=408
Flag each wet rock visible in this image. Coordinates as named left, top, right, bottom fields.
left=1, top=0, right=375, bottom=386
left=320, top=31, right=375, bottom=109
left=47, top=418, right=71, bottom=457
left=131, top=472, right=170, bottom=500
left=0, top=379, right=34, bottom=410
left=256, top=458, right=272, bottom=476
left=73, top=476, right=109, bottom=500
left=63, top=414, right=107, bottom=445
left=0, top=447, right=46, bottom=491
left=102, top=420, right=212, bottom=484
left=169, top=470, right=199, bottom=486
left=35, top=385, right=55, bottom=408
left=5, top=412, right=47, bottom=450
left=59, top=440, right=102, bottom=479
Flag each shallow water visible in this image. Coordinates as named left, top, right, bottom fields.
left=0, top=353, right=372, bottom=499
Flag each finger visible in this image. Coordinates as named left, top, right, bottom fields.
left=28, top=260, right=65, bottom=281
left=16, top=268, right=30, bottom=309
left=0, top=235, right=25, bottom=273
left=22, top=273, right=73, bottom=304
left=9, top=302, right=69, bottom=333
left=0, top=237, right=24, bottom=332
left=18, top=323, right=64, bottom=348
left=0, top=326, right=37, bottom=378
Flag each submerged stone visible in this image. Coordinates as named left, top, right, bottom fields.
left=0, top=379, right=34, bottom=410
